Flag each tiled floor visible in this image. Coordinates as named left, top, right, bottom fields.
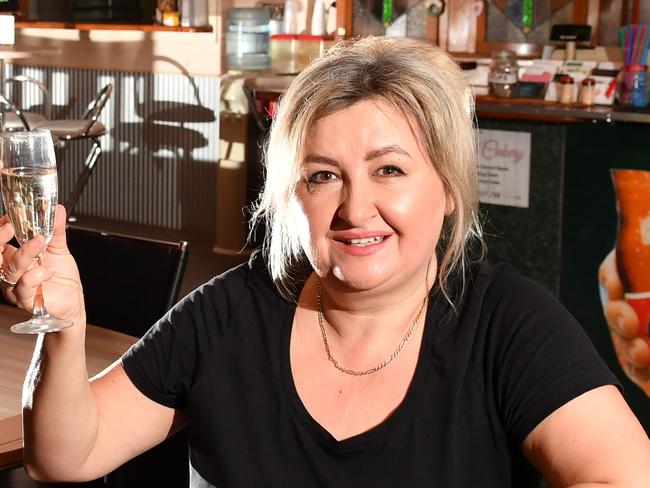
left=68, top=215, right=251, bottom=299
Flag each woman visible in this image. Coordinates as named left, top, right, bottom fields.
left=1, top=37, right=649, bottom=487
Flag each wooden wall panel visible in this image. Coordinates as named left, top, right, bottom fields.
left=446, top=0, right=476, bottom=52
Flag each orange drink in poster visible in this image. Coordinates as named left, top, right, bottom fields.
left=612, top=169, right=650, bottom=338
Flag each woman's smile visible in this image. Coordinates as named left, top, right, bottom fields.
left=332, top=233, right=391, bottom=255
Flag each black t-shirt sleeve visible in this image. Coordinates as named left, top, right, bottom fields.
left=480, top=267, right=620, bottom=446
left=121, top=267, right=248, bottom=409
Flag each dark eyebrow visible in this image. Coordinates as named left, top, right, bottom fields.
left=303, top=145, right=410, bottom=165
left=365, top=145, right=411, bottom=160
left=303, top=154, right=338, bottom=165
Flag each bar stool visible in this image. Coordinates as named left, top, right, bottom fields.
left=0, top=75, right=52, bottom=131
left=32, top=83, right=113, bottom=216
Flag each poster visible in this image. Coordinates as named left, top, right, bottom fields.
left=477, top=129, right=531, bottom=208
left=600, top=169, right=650, bottom=399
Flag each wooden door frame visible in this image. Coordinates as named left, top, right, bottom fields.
left=475, top=0, right=603, bottom=56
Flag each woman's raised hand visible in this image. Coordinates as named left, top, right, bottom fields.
left=0, top=204, right=85, bottom=327
left=599, top=249, right=650, bottom=396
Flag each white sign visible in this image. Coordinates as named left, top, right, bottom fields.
left=0, top=15, right=15, bottom=45
left=477, top=129, right=531, bottom=208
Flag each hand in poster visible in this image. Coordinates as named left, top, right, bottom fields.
left=599, top=249, right=650, bottom=396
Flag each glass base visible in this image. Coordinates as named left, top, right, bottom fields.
left=10, top=316, right=73, bottom=334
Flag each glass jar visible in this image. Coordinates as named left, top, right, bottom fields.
left=617, top=65, right=648, bottom=108
left=226, top=8, right=271, bottom=71
left=488, top=50, right=518, bottom=98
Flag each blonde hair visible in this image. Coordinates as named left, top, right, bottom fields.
left=251, top=36, right=485, bottom=301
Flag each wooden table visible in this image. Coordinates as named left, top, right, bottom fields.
left=0, top=304, right=137, bottom=468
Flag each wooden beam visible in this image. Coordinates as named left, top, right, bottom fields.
left=631, top=0, right=640, bottom=23
left=573, top=0, right=589, bottom=23
left=426, top=15, right=439, bottom=46
left=587, top=0, right=601, bottom=46
left=438, top=1, right=450, bottom=50
left=475, top=0, right=487, bottom=55
left=446, top=0, right=475, bottom=53
left=574, top=0, right=601, bottom=46
left=335, top=0, right=353, bottom=39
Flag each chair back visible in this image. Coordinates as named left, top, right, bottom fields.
left=67, top=226, right=191, bottom=488
left=0, top=95, right=30, bottom=131
left=81, top=83, right=113, bottom=136
left=66, top=225, right=188, bottom=337
left=4, top=75, right=52, bottom=119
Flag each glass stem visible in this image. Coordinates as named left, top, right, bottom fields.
left=31, top=256, right=49, bottom=321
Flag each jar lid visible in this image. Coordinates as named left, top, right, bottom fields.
left=559, top=75, right=574, bottom=84
left=491, top=50, right=517, bottom=60
left=228, top=7, right=270, bottom=21
left=581, top=77, right=595, bottom=85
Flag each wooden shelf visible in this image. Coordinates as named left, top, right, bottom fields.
left=15, top=20, right=213, bottom=33
left=476, top=95, right=650, bottom=124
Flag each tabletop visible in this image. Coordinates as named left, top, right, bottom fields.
left=0, top=304, right=138, bottom=467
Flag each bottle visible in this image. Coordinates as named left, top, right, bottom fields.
left=579, top=77, right=595, bottom=106
left=558, top=75, right=574, bottom=104
left=488, top=50, right=518, bottom=98
left=180, top=0, right=208, bottom=27
left=283, top=0, right=297, bottom=34
left=0, top=13, right=15, bottom=45
left=612, top=169, right=650, bottom=339
left=226, top=8, right=271, bottom=71
left=267, top=4, right=283, bottom=36
left=310, top=0, right=326, bottom=36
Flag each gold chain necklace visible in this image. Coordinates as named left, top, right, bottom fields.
left=316, top=282, right=428, bottom=376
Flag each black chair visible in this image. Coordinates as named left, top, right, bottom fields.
left=66, top=225, right=188, bottom=337
left=67, top=225, right=191, bottom=488
left=0, top=226, right=190, bottom=488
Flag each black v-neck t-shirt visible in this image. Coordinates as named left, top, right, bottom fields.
left=122, top=252, right=618, bottom=487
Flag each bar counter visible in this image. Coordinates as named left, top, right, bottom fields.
left=246, top=75, right=650, bottom=124
left=475, top=95, right=650, bottom=124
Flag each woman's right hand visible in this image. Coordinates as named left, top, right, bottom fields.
left=599, top=249, right=650, bottom=396
left=0, top=204, right=85, bottom=327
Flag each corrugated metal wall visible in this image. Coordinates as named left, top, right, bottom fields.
left=4, top=64, right=220, bottom=234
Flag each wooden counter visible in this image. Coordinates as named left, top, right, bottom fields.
left=476, top=95, right=650, bottom=124
left=240, top=76, right=650, bottom=125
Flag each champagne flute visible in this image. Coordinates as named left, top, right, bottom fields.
left=0, top=130, right=73, bottom=334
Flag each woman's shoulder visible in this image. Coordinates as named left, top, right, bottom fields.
left=166, top=249, right=281, bottom=329
left=444, top=260, right=580, bottom=350
left=191, top=248, right=277, bottom=299
left=458, top=262, right=619, bottom=447
left=468, top=261, right=560, bottom=311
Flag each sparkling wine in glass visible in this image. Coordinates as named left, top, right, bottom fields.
left=0, top=130, right=73, bottom=334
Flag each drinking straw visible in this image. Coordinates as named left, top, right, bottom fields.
left=636, top=25, right=648, bottom=66
left=619, top=24, right=650, bottom=67
left=623, top=26, right=630, bottom=65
